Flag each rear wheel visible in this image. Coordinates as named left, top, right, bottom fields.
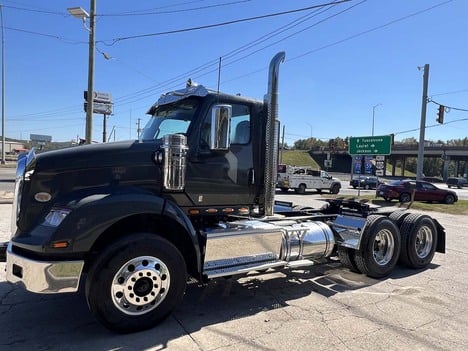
left=389, top=210, right=410, bottom=227
left=295, top=184, right=306, bottom=194
left=355, top=215, right=401, bottom=278
left=85, top=233, right=187, bottom=333
left=399, top=214, right=437, bottom=269
left=399, top=193, right=411, bottom=203
left=337, top=246, right=360, bottom=273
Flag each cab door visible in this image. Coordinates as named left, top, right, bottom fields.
left=185, top=103, right=255, bottom=207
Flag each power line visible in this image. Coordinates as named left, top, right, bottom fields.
left=431, top=89, right=468, bottom=97
left=430, top=99, right=468, bottom=113
left=4, top=26, right=85, bottom=44
left=1, top=4, right=66, bottom=16
left=103, top=0, right=351, bottom=45
left=219, top=0, right=366, bottom=70
left=8, top=0, right=452, bottom=130
left=99, top=0, right=253, bottom=16
left=288, top=0, right=453, bottom=63
left=220, top=0, right=453, bottom=85
left=112, top=1, right=356, bottom=107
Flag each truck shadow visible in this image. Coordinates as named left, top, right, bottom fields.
left=0, top=261, right=440, bottom=350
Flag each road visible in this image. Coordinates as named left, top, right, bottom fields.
left=279, top=174, right=468, bottom=201
left=1, top=192, right=468, bottom=350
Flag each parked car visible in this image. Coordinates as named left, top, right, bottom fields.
left=446, top=177, right=468, bottom=189
left=422, top=176, right=443, bottom=183
left=376, top=179, right=458, bottom=204
left=349, top=175, right=382, bottom=189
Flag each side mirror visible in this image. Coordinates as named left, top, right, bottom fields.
left=210, top=105, right=232, bottom=150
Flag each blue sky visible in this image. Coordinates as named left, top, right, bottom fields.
left=2, top=0, right=467, bottom=145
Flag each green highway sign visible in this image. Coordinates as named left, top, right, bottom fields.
left=348, top=135, right=392, bottom=155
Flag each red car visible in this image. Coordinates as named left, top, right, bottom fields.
left=376, top=179, right=458, bottom=204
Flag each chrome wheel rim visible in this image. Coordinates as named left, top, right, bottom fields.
left=373, top=229, right=395, bottom=265
left=111, top=256, right=170, bottom=315
left=415, top=226, right=433, bottom=258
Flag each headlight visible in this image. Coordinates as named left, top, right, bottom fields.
left=43, top=208, right=71, bottom=227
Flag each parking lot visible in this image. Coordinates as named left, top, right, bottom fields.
left=1, top=194, right=467, bottom=351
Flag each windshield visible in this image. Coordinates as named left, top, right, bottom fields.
left=141, top=99, right=199, bottom=141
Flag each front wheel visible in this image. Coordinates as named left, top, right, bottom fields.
left=85, top=233, right=187, bottom=333
left=330, top=183, right=340, bottom=194
left=295, top=184, right=306, bottom=194
left=444, top=194, right=455, bottom=204
left=354, top=215, right=401, bottom=278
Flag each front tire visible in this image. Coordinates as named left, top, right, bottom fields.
left=330, top=183, right=340, bottom=194
left=355, top=215, right=401, bottom=278
left=295, top=184, right=306, bottom=194
left=85, top=233, right=187, bottom=333
left=444, top=194, right=455, bottom=204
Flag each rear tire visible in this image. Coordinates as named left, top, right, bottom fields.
left=85, top=233, right=187, bottom=333
left=355, top=215, right=401, bottom=278
left=295, top=184, right=306, bottom=194
left=399, top=214, right=437, bottom=269
left=389, top=210, right=410, bottom=227
left=337, top=247, right=360, bottom=273
left=399, top=193, right=411, bottom=203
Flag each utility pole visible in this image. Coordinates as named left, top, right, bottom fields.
left=280, top=125, right=285, bottom=164
left=416, top=64, right=429, bottom=181
left=85, top=0, right=96, bottom=144
left=1, top=5, right=5, bottom=164
left=137, top=118, right=142, bottom=140
left=372, top=103, right=381, bottom=136
left=102, top=114, right=107, bottom=142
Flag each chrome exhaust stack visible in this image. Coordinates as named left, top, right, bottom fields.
left=264, top=52, right=285, bottom=216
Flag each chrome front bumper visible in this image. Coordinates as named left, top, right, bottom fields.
left=6, top=243, right=84, bottom=294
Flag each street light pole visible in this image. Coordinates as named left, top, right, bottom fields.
left=372, top=103, right=381, bottom=136
left=416, top=64, right=429, bottom=181
left=68, top=0, right=95, bottom=144
left=1, top=5, right=5, bottom=164
left=86, top=0, right=96, bottom=144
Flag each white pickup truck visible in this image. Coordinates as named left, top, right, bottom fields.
left=277, top=165, right=341, bottom=194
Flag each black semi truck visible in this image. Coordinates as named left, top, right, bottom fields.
left=2, top=52, right=445, bottom=333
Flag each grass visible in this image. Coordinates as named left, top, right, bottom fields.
left=325, top=194, right=468, bottom=215
left=280, top=150, right=319, bottom=168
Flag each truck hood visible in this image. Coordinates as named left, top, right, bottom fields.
left=33, top=140, right=161, bottom=173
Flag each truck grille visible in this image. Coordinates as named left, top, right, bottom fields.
left=11, top=150, right=35, bottom=237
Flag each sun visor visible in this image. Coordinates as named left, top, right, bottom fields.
left=147, top=85, right=209, bottom=115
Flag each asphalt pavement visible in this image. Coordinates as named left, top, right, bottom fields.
left=1, top=195, right=468, bottom=350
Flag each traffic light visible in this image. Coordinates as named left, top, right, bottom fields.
left=437, top=105, right=445, bottom=124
